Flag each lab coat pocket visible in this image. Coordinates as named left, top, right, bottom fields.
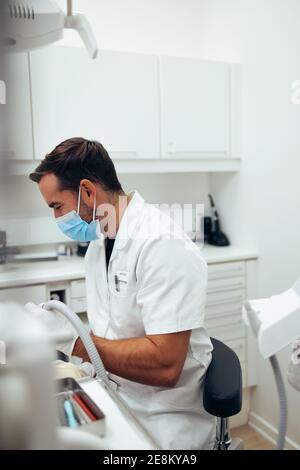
left=108, top=279, right=142, bottom=337
left=110, top=271, right=136, bottom=298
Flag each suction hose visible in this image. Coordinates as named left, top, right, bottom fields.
left=43, top=300, right=108, bottom=383
left=269, top=355, right=288, bottom=450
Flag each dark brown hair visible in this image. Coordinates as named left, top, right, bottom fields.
left=29, top=137, right=123, bottom=193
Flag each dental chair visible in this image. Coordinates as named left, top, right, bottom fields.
left=203, top=338, right=243, bottom=450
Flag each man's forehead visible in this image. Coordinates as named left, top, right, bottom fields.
left=38, top=173, right=63, bottom=206
left=39, top=173, right=60, bottom=192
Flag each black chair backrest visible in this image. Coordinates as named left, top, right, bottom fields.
left=203, top=338, right=242, bottom=418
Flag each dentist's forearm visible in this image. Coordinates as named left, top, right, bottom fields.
left=72, top=334, right=185, bottom=387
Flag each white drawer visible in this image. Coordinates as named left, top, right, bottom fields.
left=205, top=313, right=242, bottom=330
left=226, top=338, right=247, bottom=363
left=70, top=279, right=86, bottom=298
left=208, top=262, right=245, bottom=281
left=207, top=322, right=246, bottom=342
left=71, top=296, right=87, bottom=314
left=205, top=300, right=243, bottom=319
left=207, top=276, right=245, bottom=294
left=206, top=289, right=245, bottom=307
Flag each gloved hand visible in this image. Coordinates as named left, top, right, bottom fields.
left=52, top=360, right=95, bottom=380
left=25, top=302, right=79, bottom=356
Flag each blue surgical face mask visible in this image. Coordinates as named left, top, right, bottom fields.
left=55, top=187, right=99, bottom=242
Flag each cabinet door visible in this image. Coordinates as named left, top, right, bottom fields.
left=160, top=56, right=230, bottom=159
left=2, top=52, right=34, bottom=160
left=30, top=47, right=160, bottom=160
left=0, top=284, right=47, bottom=304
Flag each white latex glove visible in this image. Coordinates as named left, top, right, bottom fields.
left=52, top=360, right=95, bottom=380
left=25, top=302, right=79, bottom=356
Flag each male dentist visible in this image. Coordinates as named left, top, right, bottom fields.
left=27, top=137, right=214, bottom=450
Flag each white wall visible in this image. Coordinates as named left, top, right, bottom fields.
left=198, top=0, right=300, bottom=446
left=56, top=0, right=206, bottom=58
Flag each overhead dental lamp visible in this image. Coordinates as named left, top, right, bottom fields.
left=3, top=0, right=98, bottom=58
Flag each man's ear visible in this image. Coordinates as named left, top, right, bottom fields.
left=79, top=179, right=96, bottom=205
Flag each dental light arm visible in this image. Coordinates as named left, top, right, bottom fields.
left=43, top=300, right=108, bottom=383
left=64, top=3, right=98, bottom=59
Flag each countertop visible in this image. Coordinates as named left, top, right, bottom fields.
left=0, top=245, right=258, bottom=289
left=80, top=378, right=157, bottom=450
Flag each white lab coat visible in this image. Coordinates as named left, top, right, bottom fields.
left=85, top=191, right=215, bottom=450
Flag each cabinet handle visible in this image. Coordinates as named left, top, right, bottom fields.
left=110, top=151, right=138, bottom=159
left=208, top=269, right=244, bottom=280
left=206, top=309, right=242, bottom=318
left=206, top=295, right=244, bottom=306
left=207, top=282, right=244, bottom=293
left=167, top=150, right=228, bottom=159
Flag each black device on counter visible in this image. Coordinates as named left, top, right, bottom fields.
left=203, top=216, right=213, bottom=243
left=207, top=194, right=230, bottom=247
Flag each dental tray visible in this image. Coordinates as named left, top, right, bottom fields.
left=55, top=377, right=106, bottom=438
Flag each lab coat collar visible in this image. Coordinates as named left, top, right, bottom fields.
left=90, top=191, right=145, bottom=257
left=112, top=191, right=145, bottom=254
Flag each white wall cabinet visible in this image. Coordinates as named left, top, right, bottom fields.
left=159, top=56, right=241, bottom=160
left=30, top=47, right=160, bottom=161
left=3, top=52, right=34, bottom=160
left=8, top=47, right=242, bottom=174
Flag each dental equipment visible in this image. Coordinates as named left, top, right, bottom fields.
left=0, top=301, right=58, bottom=449
left=43, top=299, right=108, bottom=383
left=3, top=0, right=98, bottom=58
left=243, top=279, right=300, bottom=450
left=0, top=300, right=158, bottom=449
left=0, top=301, right=109, bottom=449
left=39, top=300, right=160, bottom=448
